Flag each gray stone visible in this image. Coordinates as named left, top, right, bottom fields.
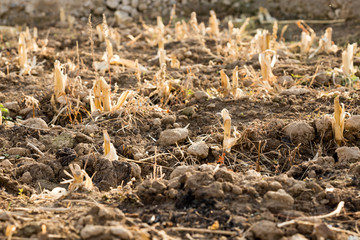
left=3, top=101, right=20, bottom=113
left=8, top=147, right=30, bottom=156
left=187, top=141, right=209, bottom=158
left=80, top=225, right=105, bottom=239
left=263, top=189, right=294, bottom=213
left=114, top=10, right=132, bottom=24
left=158, top=127, right=189, bottom=146
left=283, top=121, right=315, bottom=144
left=245, top=220, right=284, bottom=240
left=131, top=0, right=139, bottom=8
left=280, top=87, right=310, bottom=96
left=345, top=115, right=360, bottom=131
left=194, top=91, right=209, bottom=101
left=110, top=226, right=133, bottom=239
left=20, top=118, right=49, bottom=130
left=336, top=146, right=360, bottom=163
left=0, top=159, right=12, bottom=168
left=106, top=0, right=119, bottom=9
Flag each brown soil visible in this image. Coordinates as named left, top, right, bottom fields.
left=0, top=13, right=360, bottom=240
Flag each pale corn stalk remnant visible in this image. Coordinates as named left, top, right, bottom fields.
left=175, top=21, right=186, bottom=40
left=190, top=12, right=200, bottom=34
left=96, top=24, right=104, bottom=42
left=221, top=109, right=238, bottom=152
left=0, top=110, right=2, bottom=125
left=54, top=60, right=67, bottom=103
left=254, top=29, right=270, bottom=53
left=18, top=33, right=31, bottom=74
left=208, top=10, right=219, bottom=37
left=341, top=43, right=357, bottom=78
left=259, top=50, right=277, bottom=87
left=231, top=66, right=244, bottom=99
left=61, top=163, right=95, bottom=191
left=322, top=27, right=337, bottom=53
left=220, top=69, right=231, bottom=96
left=332, top=96, right=347, bottom=146
left=298, top=21, right=316, bottom=55
left=60, top=7, right=66, bottom=22
left=92, top=77, right=129, bottom=113
left=171, top=54, right=180, bottom=68
left=158, top=49, right=166, bottom=67
left=103, top=130, right=118, bottom=161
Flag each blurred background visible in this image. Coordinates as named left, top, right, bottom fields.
left=1, top=0, right=360, bottom=25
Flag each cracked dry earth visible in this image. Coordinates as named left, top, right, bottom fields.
left=0, top=13, right=360, bottom=240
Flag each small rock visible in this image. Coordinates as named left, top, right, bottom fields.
left=106, top=0, right=119, bottom=9
left=277, top=76, right=294, bottom=88
left=20, top=118, right=49, bottom=129
left=280, top=87, right=310, bottom=96
left=245, top=220, right=284, bottom=240
left=314, top=71, right=330, bottom=85
left=194, top=91, right=209, bottom=101
left=314, top=115, right=332, bottom=140
left=19, top=171, right=32, bottom=184
left=158, top=127, right=189, bottom=146
left=3, top=101, right=20, bottom=113
left=114, top=10, right=132, bottom=24
left=82, top=125, right=98, bottom=135
left=263, top=189, right=294, bottom=213
left=289, top=233, right=308, bottom=240
left=110, top=226, right=133, bottom=239
left=161, top=115, right=176, bottom=125
left=152, top=180, right=167, bottom=192
left=75, top=132, right=94, bottom=143
left=80, top=225, right=105, bottom=239
left=214, top=168, right=233, bottom=182
left=8, top=147, right=30, bottom=156
left=283, top=121, right=315, bottom=144
left=131, top=0, right=139, bottom=8
left=153, top=118, right=161, bottom=126
left=180, top=106, right=196, bottom=117
left=336, top=146, right=360, bottom=163
left=345, top=115, right=360, bottom=131
left=187, top=141, right=209, bottom=158
left=0, top=159, right=12, bottom=168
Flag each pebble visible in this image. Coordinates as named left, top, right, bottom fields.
left=20, top=118, right=49, bottom=129
left=0, top=159, right=12, bottom=168
left=280, top=87, right=310, bottom=96
left=161, top=115, right=176, bottom=125
left=263, top=189, right=294, bottom=213
left=187, top=141, right=209, bottom=158
left=283, top=121, right=315, bottom=144
left=19, top=171, right=32, bottom=184
left=8, top=147, right=30, bottom=156
left=158, top=127, right=189, bottom=146
left=345, top=115, right=360, bottom=131
left=194, top=91, right=209, bottom=101
left=80, top=225, right=105, bottom=239
left=110, top=226, right=133, bottom=239
left=3, top=101, right=20, bottom=113
left=336, top=146, right=360, bottom=163
left=106, top=0, right=119, bottom=9
left=114, top=10, right=132, bottom=24
left=245, top=220, right=284, bottom=240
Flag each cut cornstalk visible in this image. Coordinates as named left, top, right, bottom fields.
left=341, top=43, right=357, bottom=78
left=220, top=70, right=231, bottom=96
left=332, top=96, right=346, bottom=146
left=259, top=50, right=277, bottom=86
left=54, top=60, right=67, bottom=103
left=103, top=130, right=118, bottom=161
left=221, top=109, right=238, bottom=152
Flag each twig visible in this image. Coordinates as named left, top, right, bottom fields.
left=167, top=227, right=238, bottom=236
left=278, top=201, right=344, bottom=227
left=26, top=142, right=44, bottom=156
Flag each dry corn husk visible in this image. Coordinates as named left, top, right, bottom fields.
left=341, top=43, right=357, bottom=78
left=103, top=130, right=118, bottom=161
left=30, top=187, right=68, bottom=203
left=221, top=109, right=238, bottom=152
left=54, top=60, right=67, bottom=103
left=332, top=96, right=347, bottom=146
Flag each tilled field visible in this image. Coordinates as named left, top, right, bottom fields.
left=0, top=10, right=360, bottom=240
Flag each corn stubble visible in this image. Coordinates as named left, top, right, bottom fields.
left=332, top=96, right=348, bottom=146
